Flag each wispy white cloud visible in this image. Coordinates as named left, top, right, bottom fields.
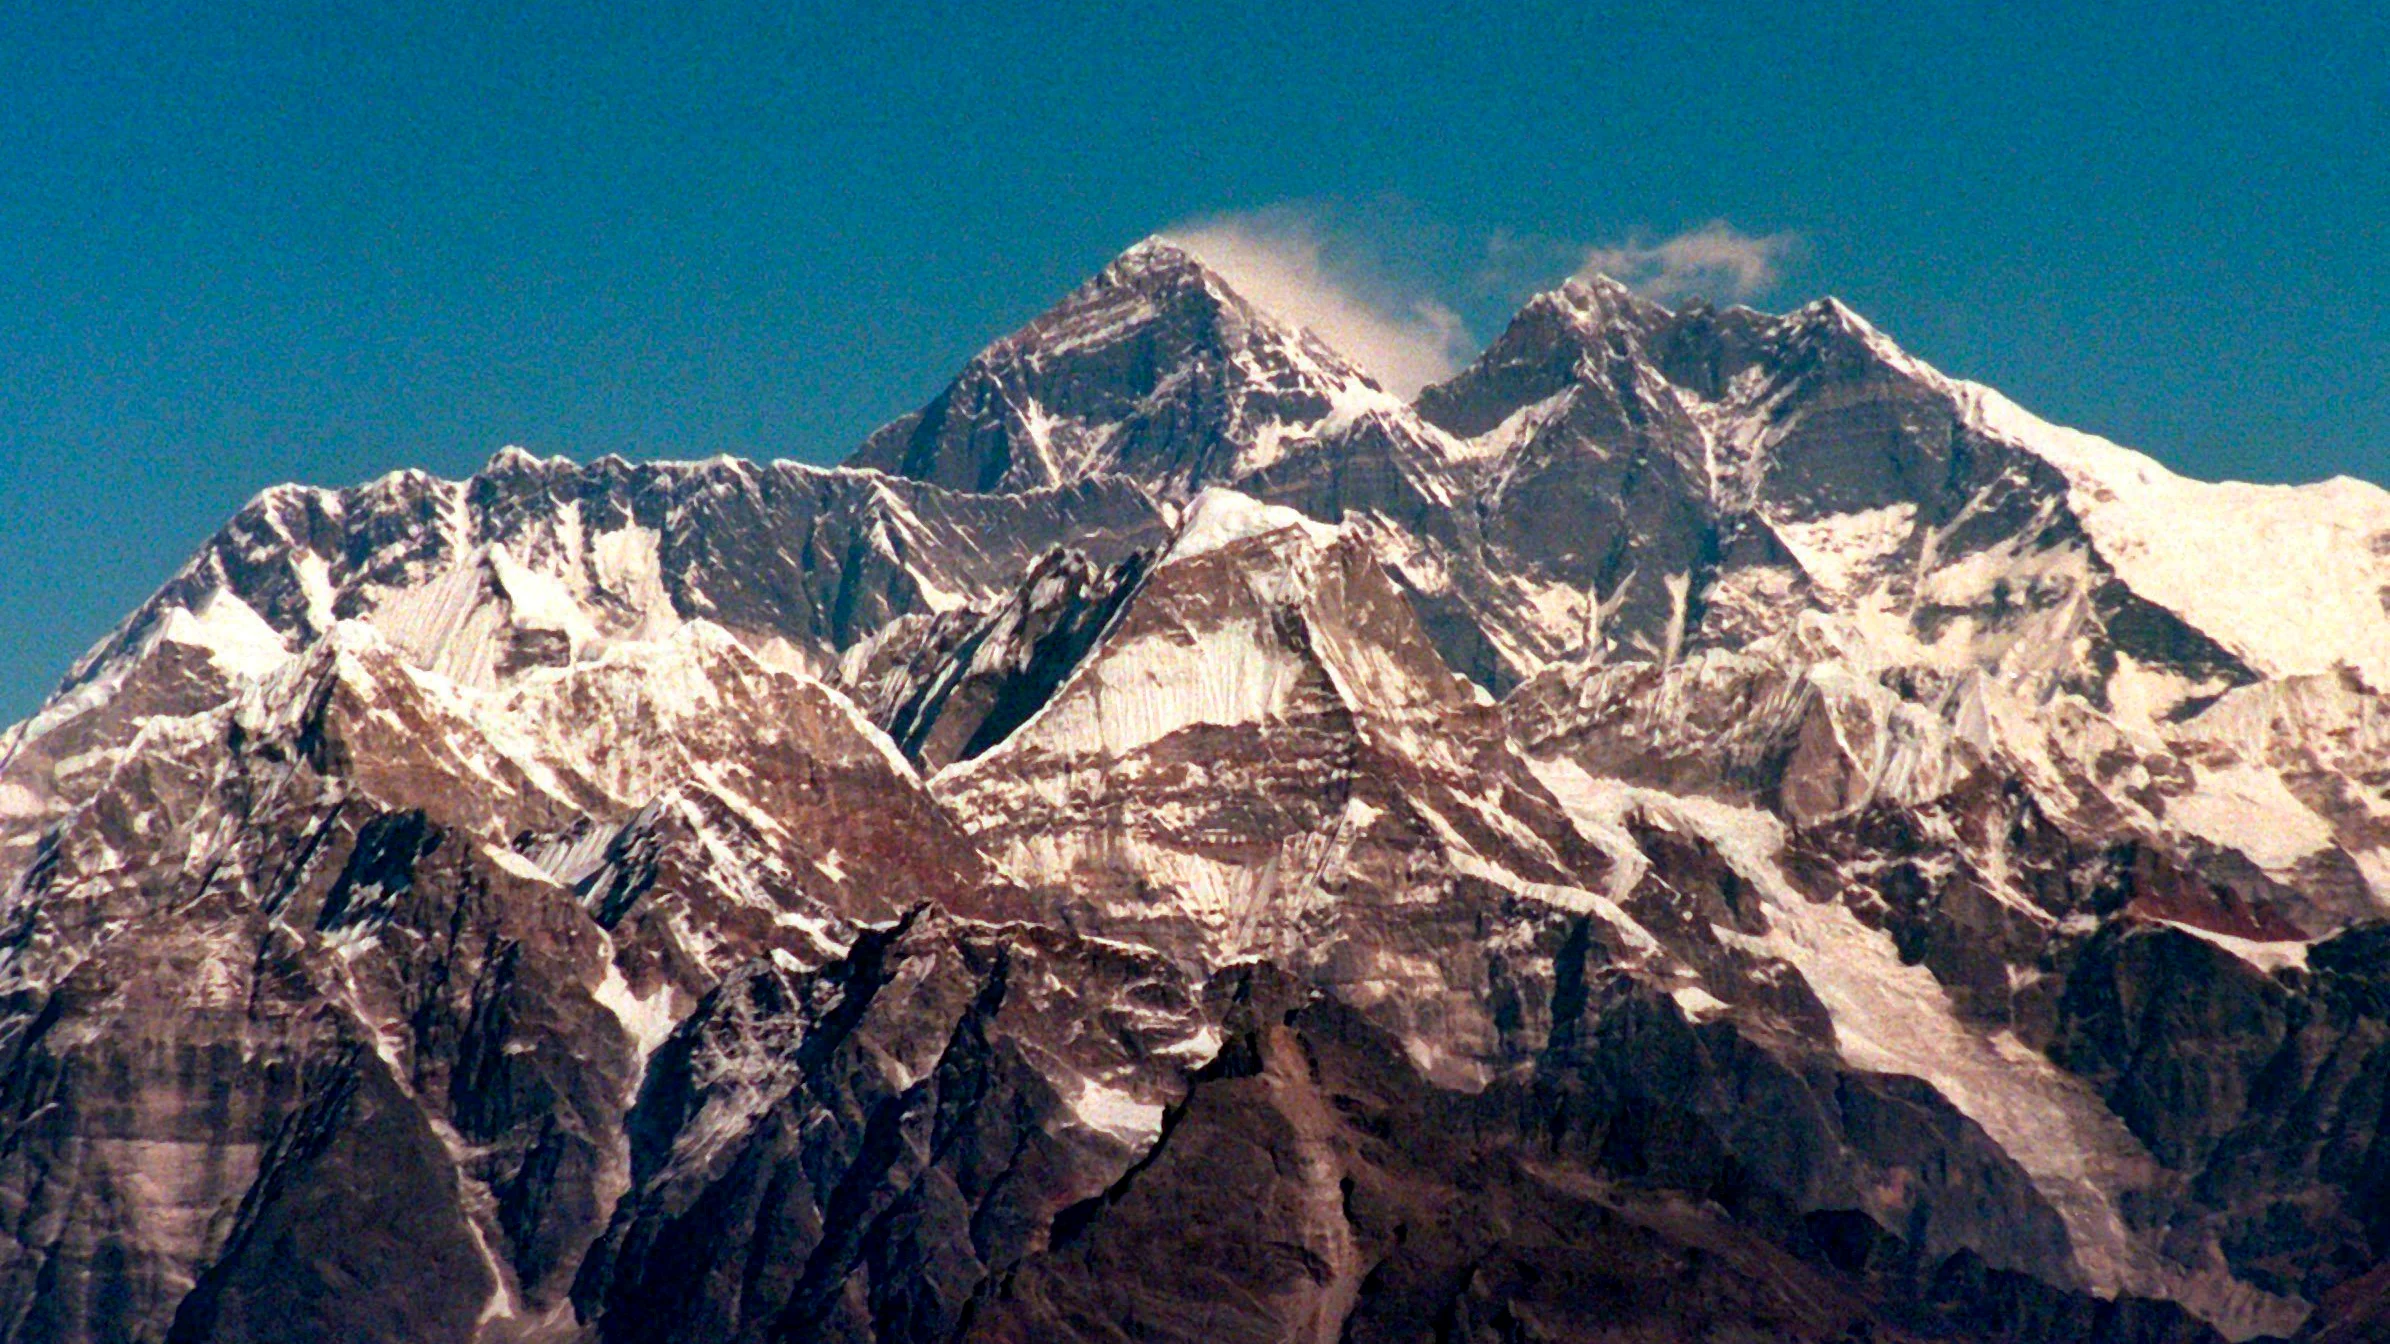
left=1160, top=209, right=1475, bottom=398
left=1575, top=221, right=1797, bottom=302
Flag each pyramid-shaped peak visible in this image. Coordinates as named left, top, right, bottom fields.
left=973, top=233, right=1356, bottom=370
left=848, top=238, right=1381, bottom=495
left=1536, top=272, right=1673, bottom=324
left=999, top=238, right=1217, bottom=336
left=1773, top=293, right=1923, bottom=373
left=1788, top=294, right=1874, bottom=333
left=1035, top=235, right=1236, bottom=318
left=1413, top=274, right=1673, bottom=437
left=1087, top=233, right=1352, bottom=355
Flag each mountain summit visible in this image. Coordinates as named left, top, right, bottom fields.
left=4, top=242, right=2390, bottom=1344
left=848, top=237, right=1390, bottom=495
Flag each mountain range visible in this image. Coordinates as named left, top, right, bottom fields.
left=4, top=237, right=2389, bottom=1344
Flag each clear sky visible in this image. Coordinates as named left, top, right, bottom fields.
left=3, top=1, right=2384, bottom=720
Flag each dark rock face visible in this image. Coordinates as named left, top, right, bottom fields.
left=162, top=1058, right=496, bottom=1344
left=2051, top=922, right=2390, bottom=1306
left=586, top=923, right=2224, bottom=1344
left=4, top=240, right=2389, bottom=1342
left=0, top=910, right=472, bottom=1344
left=574, top=910, right=1213, bottom=1344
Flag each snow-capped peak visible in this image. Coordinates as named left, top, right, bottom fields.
left=1950, top=377, right=2390, bottom=683
left=1545, top=271, right=1657, bottom=319
left=484, top=444, right=570, bottom=475
left=847, top=238, right=1387, bottom=496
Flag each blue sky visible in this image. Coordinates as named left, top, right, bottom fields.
left=3, top=1, right=2384, bottom=719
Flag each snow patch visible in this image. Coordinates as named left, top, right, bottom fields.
left=1772, top=504, right=1916, bottom=599
left=2150, top=920, right=2309, bottom=973
left=156, top=590, right=293, bottom=680
left=2166, top=762, right=2336, bottom=872
left=1066, top=1078, right=1166, bottom=1146
left=814, top=848, right=847, bottom=882
left=594, top=959, right=679, bottom=1070
left=995, top=619, right=1311, bottom=762
left=1163, top=489, right=1337, bottom=567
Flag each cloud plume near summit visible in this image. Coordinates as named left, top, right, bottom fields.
left=1161, top=211, right=1474, bottom=399
left=1576, top=221, right=1797, bottom=302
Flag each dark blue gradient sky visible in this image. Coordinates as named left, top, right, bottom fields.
left=3, top=1, right=2384, bottom=719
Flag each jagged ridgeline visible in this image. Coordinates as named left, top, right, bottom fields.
left=5, top=238, right=2390, bottom=1344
